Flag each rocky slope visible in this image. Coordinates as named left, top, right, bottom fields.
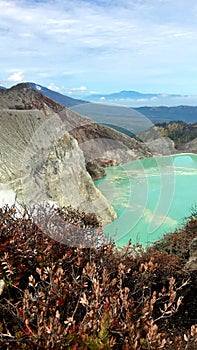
left=138, top=126, right=178, bottom=155
left=177, top=138, right=197, bottom=154
left=0, top=83, right=152, bottom=225
left=1, top=84, right=152, bottom=176
left=0, top=86, right=115, bottom=225
left=138, top=124, right=197, bottom=155
left=145, top=137, right=177, bottom=156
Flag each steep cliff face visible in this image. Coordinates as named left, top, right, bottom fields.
left=69, top=122, right=152, bottom=175
left=138, top=126, right=178, bottom=155
left=20, top=116, right=115, bottom=223
left=0, top=93, right=116, bottom=224
left=0, top=83, right=153, bottom=224
left=145, top=137, right=177, bottom=156
left=0, top=84, right=153, bottom=179
left=0, top=109, right=46, bottom=182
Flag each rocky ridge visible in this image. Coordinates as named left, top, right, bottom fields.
left=178, top=137, right=197, bottom=154
left=0, top=83, right=152, bottom=225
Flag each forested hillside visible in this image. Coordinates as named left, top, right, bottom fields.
left=155, top=121, right=197, bottom=148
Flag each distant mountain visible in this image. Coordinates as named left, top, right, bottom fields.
left=87, top=90, right=181, bottom=101
left=9, top=83, right=197, bottom=125
left=86, top=89, right=197, bottom=109
left=0, top=86, right=6, bottom=90
left=134, top=106, right=197, bottom=124
left=27, top=83, right=197, bottom=125
left=27, top=82, right=88, bottom=107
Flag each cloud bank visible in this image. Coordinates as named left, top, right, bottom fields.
left=1, top=0, right=197, bottom=102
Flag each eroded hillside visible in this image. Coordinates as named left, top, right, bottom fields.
left=0, top=84, right=152, bottom=225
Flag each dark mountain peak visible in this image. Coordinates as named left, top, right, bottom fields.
left=10, top=82, right=31, bottom=90
left=26, top=82, right=88, bottom=108
left=0, top=82, right=65, bottom=112
left=0, top=82, right=88, bottom=112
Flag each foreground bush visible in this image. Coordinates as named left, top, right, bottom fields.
left=0, top=205, right=197, bottom=349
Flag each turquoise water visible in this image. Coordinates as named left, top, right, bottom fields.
left=94, top=153, right=197, bottom=247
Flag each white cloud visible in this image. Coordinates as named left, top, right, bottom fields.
left=89, top=90, right=97, bottom=94
left=47, top=83, right=61, bottom=92
left=7, top=71, right=24, bottom=83
left=69, top=86, right=87, bottom=92
left=1, top=0, right=197, bottom=96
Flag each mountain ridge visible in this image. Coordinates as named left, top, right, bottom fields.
left=0, top=83, right=152, bottom=225
left=135, top=106, right=197, bottom=124
left=2, top=82, right=197, bottom=124
left=27, top=82, right=88, bottom=107
left=27, top=83, right=197, bottom=124
left=87, top=90, right=182, bottom=100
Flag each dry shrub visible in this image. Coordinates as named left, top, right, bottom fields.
left=0, top=204, right=197, bottom=349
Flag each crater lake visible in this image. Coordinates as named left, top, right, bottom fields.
left=94, top=153, right=197, bottom=247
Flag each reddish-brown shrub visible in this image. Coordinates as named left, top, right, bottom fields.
left=0, top=205, right=196, bottom=349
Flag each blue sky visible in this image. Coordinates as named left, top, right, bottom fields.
left=1, top=0, right=197, bottom=105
